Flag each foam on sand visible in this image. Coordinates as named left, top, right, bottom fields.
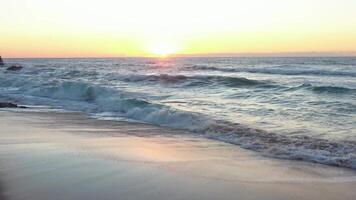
left=0, top=110, right=356, bottom=200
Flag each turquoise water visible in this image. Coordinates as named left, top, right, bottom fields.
left=1, top=57, right=355, bottom=168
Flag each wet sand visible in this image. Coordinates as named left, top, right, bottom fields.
left=0, top=110, right=356, bottom=200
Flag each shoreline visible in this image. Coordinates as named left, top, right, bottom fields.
left=0, top=110, right=356, bottom=200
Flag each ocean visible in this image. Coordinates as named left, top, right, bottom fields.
left=0, top=57, right=355, bottom=168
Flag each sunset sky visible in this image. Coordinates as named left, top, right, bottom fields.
left=1, top=0, right=356, bottom=57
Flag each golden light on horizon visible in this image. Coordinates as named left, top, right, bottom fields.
left=147, top=42, right=178, bottom=57
left=1, top=0, right=356, bottom=58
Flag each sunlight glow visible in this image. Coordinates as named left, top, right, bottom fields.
left=1, top=0, right=356, bottom=57
left=147, top=42, right=178, bottom=57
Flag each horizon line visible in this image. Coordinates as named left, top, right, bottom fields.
left=3, top=51, right=356, bottom=59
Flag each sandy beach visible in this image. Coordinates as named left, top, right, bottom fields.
left=2, top=0, right=356, bottom=199
left=0, top=110, right=356, bottom=200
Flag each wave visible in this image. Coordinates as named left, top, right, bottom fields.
left=287, top=83, right=356, bottom=94
left=119, top=74, right=272, bottom=88
left=189, top=65, right=356, bottom=77
left=200, top=121, right=356, bottom=169
left=311, top=86, right=356, bottom=94
left=1, top=74, right=356, bottom=169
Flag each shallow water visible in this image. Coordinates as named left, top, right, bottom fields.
left=0, top=57, right=355, bottom=168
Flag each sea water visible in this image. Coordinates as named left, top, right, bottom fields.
left=0, top=57, right=355, bottom=168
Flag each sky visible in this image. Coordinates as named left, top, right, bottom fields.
left=1, top=0, right=356, bottom=57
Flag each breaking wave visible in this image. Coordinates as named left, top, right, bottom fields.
left=1, top=73, right=355, bottom=169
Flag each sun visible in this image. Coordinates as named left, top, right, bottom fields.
left=148, top=42, right=177, bottom=57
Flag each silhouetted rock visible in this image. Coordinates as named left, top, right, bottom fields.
left=0, top=102, right=18, bottom=108
left=0, top=102, right=28, bottom=108
left=6, top=65, right=23, bottom=71
left=0, top=56, right=4, bottom=66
